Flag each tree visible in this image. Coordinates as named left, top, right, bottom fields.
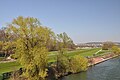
left=102, top=41, right=114, bottom=50
left=46, top=32, right=57, bottom=51
left=2, top=41, right=15, bottom=57
left=55, top=32, right=75, bottom=77
left=0, top=28, right=15, bottom=57
left=8, top=16, right=53, bottom=80
left=57, top=32, right=75, bottom=50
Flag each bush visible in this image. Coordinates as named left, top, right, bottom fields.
left=112, top=46, right=120, bottom=55
left=56, top=54, right=69, bottom=75
left=69, top=55, right=88, bottom=73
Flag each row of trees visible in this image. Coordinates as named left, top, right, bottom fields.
left=0, top=28, right=15, bottom=57
left=0, top=16, right=88, bottom=80
left=0, top=17, right=75, bottom=57
left=102, top=41, right=120, bottom=55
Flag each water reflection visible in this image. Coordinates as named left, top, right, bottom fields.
left=62, top=57, right=120, bottom=80
left=60, top=72, right=87, bottom=80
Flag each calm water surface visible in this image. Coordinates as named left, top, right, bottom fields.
left=61, top=57, right=120, bottom=80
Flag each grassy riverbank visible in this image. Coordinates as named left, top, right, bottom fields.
left=0, top=48, right=111, bottom=79
left=88, top=53, right=119, bottom=66
left=48, top=48, right=102, bottom=62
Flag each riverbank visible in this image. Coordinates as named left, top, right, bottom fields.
left=61, top=56, right=120, bottom=80
left=0, top=51, right=118, bottom=80
left=58, top=53, right=119, bottom=80
left=88, top=53, right=119, bottom=66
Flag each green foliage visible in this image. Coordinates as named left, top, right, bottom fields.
left=57, top=53, right=69, bottom=75
left=0, top=27, right=15, bottom=57
left=57, top=32, right=75, bottom=50
left=0, top=41, right=15, bottom=57
left=112, top=46, right=120, bottom=55
left=10, top=54, right=16, bottom=59
left=69, top=55, right=88, bottom=73
left=46, top=32, right=57, bottom=51
left=7, top=16, right=52, bottom=80
left=3, top=42, right=15, bottom=55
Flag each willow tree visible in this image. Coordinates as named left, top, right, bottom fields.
left=8, top=16, right=53, bottom=80
left=57, top=32, right=75, bottom=52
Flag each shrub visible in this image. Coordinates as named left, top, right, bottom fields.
left=112, top=46, right=120, bottom=55
left=56, top=54, right=69, bottom=75
left=69, top=55, right=88, bottom=73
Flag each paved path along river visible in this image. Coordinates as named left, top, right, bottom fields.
left=61, top=56, right=120, bottom=80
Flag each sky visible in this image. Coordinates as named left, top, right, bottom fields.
left=0, top=0, right=120, bottom=43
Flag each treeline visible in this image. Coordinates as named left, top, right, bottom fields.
left=0, top=18, right=75, bottom=57
left=102, top=41, right=120, bottom=55
left=0, top=16, right=88, bottom=80
left=0, top=28, right=16, bottom=57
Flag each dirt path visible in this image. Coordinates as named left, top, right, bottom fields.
left=0, top=59, right=16, bottom=63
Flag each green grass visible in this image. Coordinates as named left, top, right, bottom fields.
left=0, top=62, right=21, bottom=74
left=0, top=48, right=111, bottom=79
left=48, top=49, right=86, bottom=62
left=96, top=50, right=112, bottom=56
left=67, top=48, right=101, bottom=57
left=0, top=61, right=21, bottom=79
left=48, top=48, right=101, bottom=62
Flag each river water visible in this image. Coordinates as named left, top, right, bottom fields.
left=61, top=57, right=120, bottom=80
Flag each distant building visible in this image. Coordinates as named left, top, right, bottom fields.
left=76, top=42, right=103, bottom=49
left=76, top=42, right=120, bottom=49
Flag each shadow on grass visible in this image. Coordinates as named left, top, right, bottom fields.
left=0, top=74, right=3, bottom=80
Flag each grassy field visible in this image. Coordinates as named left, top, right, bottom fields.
left=96, top=50, right=112, bottom=56
left=0, top=61, right=21, bottom=79
left=48, top=48, right=101, bottom=62
left=0, top=48, right=110, bottom=79
left=66, top=48, right=101, bottom=57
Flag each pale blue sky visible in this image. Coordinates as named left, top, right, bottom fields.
left=0, top=0, right=120, bottom=43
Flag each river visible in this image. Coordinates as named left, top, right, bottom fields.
left=61, top=57, right=120, bottom=80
